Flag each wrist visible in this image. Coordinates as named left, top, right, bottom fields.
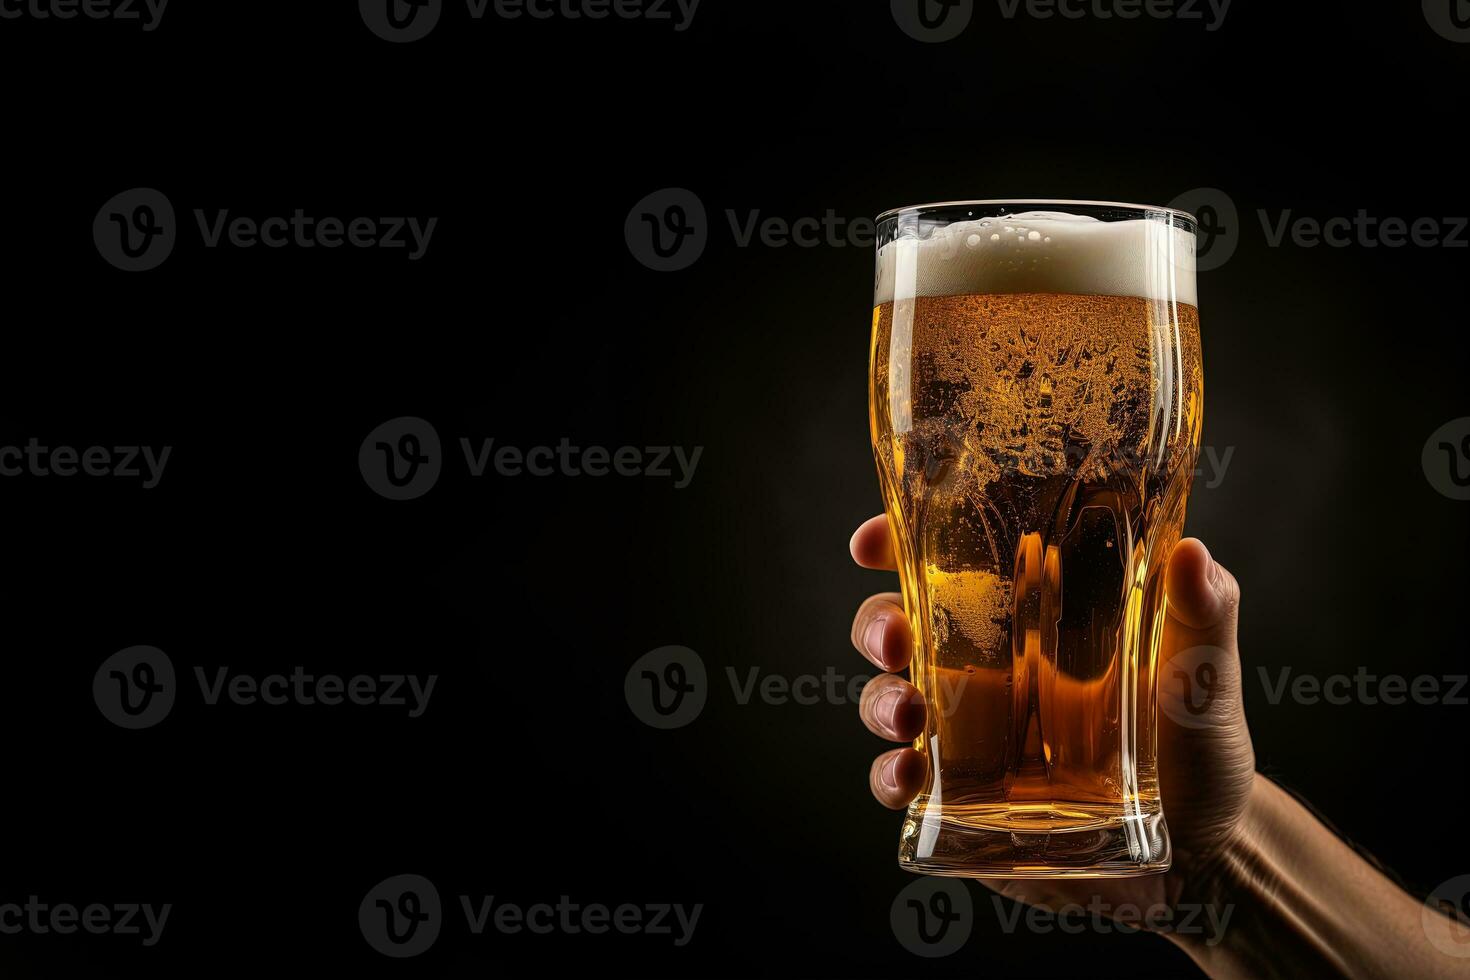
left=1164, top=773, right=1452, bottom=979
left=1159, top=773, right=1274, bottom=967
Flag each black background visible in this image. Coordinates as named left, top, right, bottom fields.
left=2, top=0, right=1469, bottom=976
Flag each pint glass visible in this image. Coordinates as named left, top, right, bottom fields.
left=869, top=201, right=1202, bottom=877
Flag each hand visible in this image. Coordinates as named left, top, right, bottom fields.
left=851, top=520, right=1470, bottom=976
left=848, top=514, right=1256, bottom=925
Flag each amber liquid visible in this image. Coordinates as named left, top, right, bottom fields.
left=870, top=291, right=1202, bottom=876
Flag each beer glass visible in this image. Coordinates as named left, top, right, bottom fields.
left=869, top=200, right=1201, bottom=877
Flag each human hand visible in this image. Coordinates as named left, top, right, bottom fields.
left=849, top=514, right=1255, bottom=921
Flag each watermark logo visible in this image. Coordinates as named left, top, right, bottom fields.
left=460, top=895, right=701, bottom=945
left=192, top=209, right=436, bottom=258
left=95, top=189, right=436, bottom=270
left=360, top=0, right=443, bottom=42
left=94, top=648, right=437, bottom=728
left=626, top=190, right=889, bottom=271
left=1259, top=211, right=1469, bottom=249
left=360, top=417, right=703, bottom=499
left=1170, top=187, right=1237, bottom=272
left=992, top=895, right=1232, bottom=945
left=625, top=647, right=977, bottom=728
left=1166, top=189, right=1470, bottom=269
left=1257, top=666, right=1467, bottom=707
left=1424, top=0, right=1470, bottom=42
left=1424, top=875, right=1470, bottom=957
left=995, top=0, right=1231, bottom=30
left=891, top=0, right=973, bottom=42
left=0, top=0, right=168, bottom=30
left=93, top=646, right=175, bottom=730
left=360, top=874, right=442, bottom=958
left=94, top=188, right=176, bottom=272
left=360, top=875, right=701, bottom=957
left=894, top=0, right=1228, bottom=38
left=1159, top=644, right=1225, bottom=729
left=0, top=439, right=171, bottom=488
left=625, top=188, right=707, bottom=272
left=361, top=0, right=699, bottom=42
left=625, top=646, right=707, bottom=729
left=360, top=417, right=443, bottom=501
left=1423, top=417, right=1470, bottom=501
left=627, top=193, right=1234, bottom=278
left=1032, top=441, right=1233, bottom=489
left=890, top=878, right=972, bottom=957
left=0, top=898, right=171, bottom=947
left=1165, top=655, right=1470, bottom=712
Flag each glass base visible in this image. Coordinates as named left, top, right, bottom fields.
left=898, top=804, right=1171, bottom=879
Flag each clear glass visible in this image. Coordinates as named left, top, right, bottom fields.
left=868, top=200, right=1202, bottom=877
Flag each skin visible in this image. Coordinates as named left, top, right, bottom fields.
left=849, top=514, right=1468, bottom=978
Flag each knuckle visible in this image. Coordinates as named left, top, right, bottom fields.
left=1210, top=561, right=1242, bottom=614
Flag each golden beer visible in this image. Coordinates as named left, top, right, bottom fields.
left=869, top=203, right=1201, bottom=877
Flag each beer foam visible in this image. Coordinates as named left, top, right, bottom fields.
left=875, top=211, right=1196, bottom=307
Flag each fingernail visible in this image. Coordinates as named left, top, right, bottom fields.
left=864, top=617, right=889, bottom=662
left=876, top=688, right=904, bottom=731
left=880, top=753, right=901, bottom=793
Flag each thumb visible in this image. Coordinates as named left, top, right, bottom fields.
left=1165, top=538, right=1241, bottom=646
left=1157, top=539, right=1256, bottom=858
left=1158, top=538, right=1245, bottom=732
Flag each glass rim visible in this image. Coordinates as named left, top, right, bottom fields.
left=875, top=198, right=1197, bottom=225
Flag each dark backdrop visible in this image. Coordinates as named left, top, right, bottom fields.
left=1, top=1, right=1468, bottom=977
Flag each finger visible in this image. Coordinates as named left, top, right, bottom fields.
left=1158, top=539, right=1253, bottom=823
left=850, top=514, right=898, bottom=571
left=869, top=748, right=926, bottom=809
left=850, top=593, right=912, bottom=672
left=859, top=674, right=926, bottom=742
left=1165, top=538, right=1240, bottom=649
left=1160, top=537, right=1248, bottom=734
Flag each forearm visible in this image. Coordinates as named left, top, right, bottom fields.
left=1171, top=774, right=1465, bottom=979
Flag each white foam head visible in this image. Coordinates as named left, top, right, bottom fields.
left=874, top=210, right=1196, bottom=307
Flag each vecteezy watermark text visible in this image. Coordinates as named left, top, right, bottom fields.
left=1258, top=667, right=1467, bottom=707
left=625, top=190, right=886, bottom=270
left=93, top=646, right=437, bottom=729
left=1160, top=645, right=1468, bottom=729
left=0, top=439, right=170, bottom=488
left=0, top=0, right=168, bottom=30
left=1168, top=188, right=1470, bottom=271
left=359, top=874, right=701, bottom=958
left=890, top=0, right=1228, bottom=43
left=194, top=210, right=436, bottom=259
left=460, top=438, right=700, bottom=486
left=0, top=897, right=171, bottom=947
left=359, top=0, right=700, bottom=43
left=1258, top=210, right=1469, bottom=249
left=624, top=646, right=975, bottom=729
left=360, top=417, right=702, bottom=500
left=991, top=895, right=1233, bottom=945
left=994, top=0, right=1230, bottom=30
left=94, top=188, right=436, bottom=271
